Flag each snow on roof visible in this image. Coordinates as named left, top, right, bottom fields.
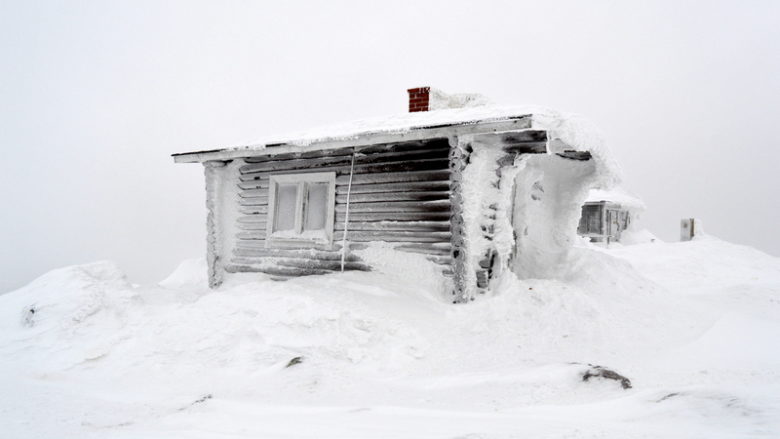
left=175, top=104, right=604, bottom=157
left=585, top=188, right=645, bottom=210
left=173, top=103, right=623, bottom=191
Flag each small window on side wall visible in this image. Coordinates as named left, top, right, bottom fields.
left=266, top=172, right=336, bottom=248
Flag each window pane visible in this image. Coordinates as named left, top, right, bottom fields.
left=273, top=183, right=298, bottom=232
left=304, top=182, right=329, bottom=231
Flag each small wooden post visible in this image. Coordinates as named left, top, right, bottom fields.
left=680, top=218, right=699, bottom=241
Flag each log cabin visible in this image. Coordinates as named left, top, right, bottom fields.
left=173, top=87, right=610, bottom=302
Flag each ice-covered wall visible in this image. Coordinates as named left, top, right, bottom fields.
left=203, top=160, right=241, bottom=287
left=453, top=117, right=615, bottom=300
left=510, top=155, right=598, bottom=279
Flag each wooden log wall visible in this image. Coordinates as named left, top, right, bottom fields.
left=223, top=138, right=454, bottom=279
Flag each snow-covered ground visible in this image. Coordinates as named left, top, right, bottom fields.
left=2, top=235, right=779, bottom=438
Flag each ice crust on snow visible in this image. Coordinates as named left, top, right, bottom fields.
left=2, top=237, right=780, bottom=438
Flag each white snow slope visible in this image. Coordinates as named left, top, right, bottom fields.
left=2, top=235, right=780, bottom=439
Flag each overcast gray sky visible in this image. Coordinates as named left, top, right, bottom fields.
left=1, top=0, right=778, bottom=292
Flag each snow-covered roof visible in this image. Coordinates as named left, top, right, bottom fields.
left=172, top=104, right=609, bottom=165
left=585, top=188, right=645, bottom=210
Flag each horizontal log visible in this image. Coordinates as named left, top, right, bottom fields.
left=335, top=181, right=450, bottom=195
left=238, top=159, right=450, bottom=182
left=231, top=257, right=369, bottom=272
left=237, top=180, right=270, bottom=190
left=238, top=188, right=269, bottom=198
left=234, top=239, right=267, bottom=248
left=232, top=247, right=359, bottom=261
left=225, top=264, right=331, bottom=277
left=240, top=154, right=351, bottom=174
left=336, top=191, right=449, bottom=204
left=335, top=200, right=450, bottom=213
left=241, top=138, right=449, bottom=164
left=278, top=259, right=370, bottom=271
left=237, top=215, right=268, bottom=224
left=237, top=231, right=267, bottom=240
left=336, top=170, right=450, bottom=185
left=239, top=206, right=269, bottom=215
left=237, top=222, right=267, bottom=231
left=335, top=211, right=452, bottom=222
left=334, top=221, right=450, bottom=232
left=239, top=196, right=268, bottom=207
left=240, top=147, right=450, bottom=175
left=334, top=231, right=451, bottom=243
left=234, top=239, right=365, bottom=251
left=243, top=147, right=354, bottom=163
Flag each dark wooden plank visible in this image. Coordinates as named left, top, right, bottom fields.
left=231, top=257, right=369, bottom=271
left=240, top=147, right=450, bottom=175
left=335, top=211, right=451, bottom=222
left=232, top=247, right=359, bottom=261
left=277, top=259, right=370, bottom=271
left=240, top=155, right=353, bottom=174
left=239, top=206, right=269, bottom=215
left=224, top=264, right=331, bottom=277
left=334, top=221, right=450, bottom=232
left=237, top=180, right=270, bottom=190
left=334, top=231, right=451, bottom=243
left=336, top=169, right=450, bottom=185
left=237, top=158, right=450, bottom=182
left=237, top=222, right=267, bottom=231
left=234, top=239, right=267, bottom=248
left=243, top=147, right=355, bottom=163
left=238, top=188, right=269, bottom=198
left=237, top=215, right=268, bottom=224
left=335, top=181, right=450, bottom=195
left=241, top=139, right=449, bottom=164
left=335, top=191, right=450, bottom=204
left=335, top=200, right=450, bottom=213
left=236, top=231, right=268, bottom=240
left=239, top=197, right=269, bottom=207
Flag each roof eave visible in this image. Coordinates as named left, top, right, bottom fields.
left=172, top=115, right=534, bottom=164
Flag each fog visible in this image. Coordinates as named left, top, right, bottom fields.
left=1, top=0, right=778, bottom=293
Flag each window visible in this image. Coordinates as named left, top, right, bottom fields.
left=578, top=204, right=603, bottom=235
left=266, top=172, right=336, bottom=247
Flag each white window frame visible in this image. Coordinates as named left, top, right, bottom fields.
left=265, top=172, right=336, bottom=248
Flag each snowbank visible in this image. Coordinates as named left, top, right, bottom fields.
left=1, top=237, right=779, bottom=438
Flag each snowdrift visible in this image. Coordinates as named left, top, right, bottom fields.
left=1, top=237, right=780, bottom=438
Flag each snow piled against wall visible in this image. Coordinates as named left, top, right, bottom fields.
left=2, top=237, right=780, bottom=438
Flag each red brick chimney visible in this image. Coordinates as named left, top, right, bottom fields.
left=407, top=87, right=430, bottom=112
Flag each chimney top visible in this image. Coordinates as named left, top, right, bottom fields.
left=407, top=87, right=430, bottom=113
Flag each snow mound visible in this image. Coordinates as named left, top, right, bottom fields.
left=1, top=239, right=779, bottom=438
left=159, top=258, right=208, bottom=289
